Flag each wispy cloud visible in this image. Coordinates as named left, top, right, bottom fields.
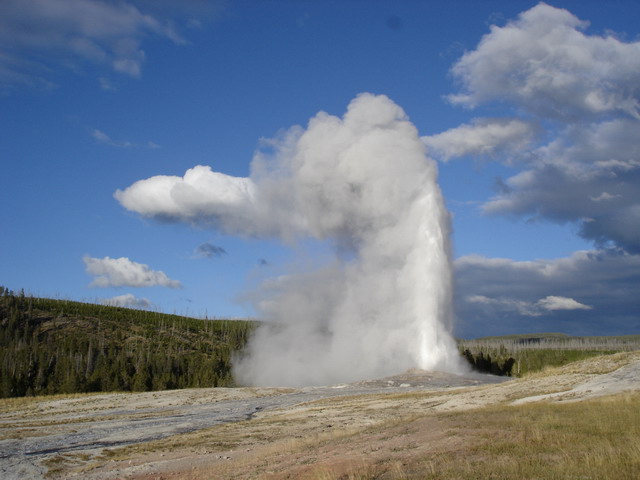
left=466, top=294, right=592, bottom=317
left=91, top=128, right=159, bottom=149
left=84, top=255, right=181, bottom=288
left=98, top=77, right=117, bottom=91
left=0, top=0, right=186, bottom=92
left=91, top=129, right=133, bottom=148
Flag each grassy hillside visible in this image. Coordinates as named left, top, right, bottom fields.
left=0, top=287, right=257, bottom=398
left=458, top=333, right=640, bottom=376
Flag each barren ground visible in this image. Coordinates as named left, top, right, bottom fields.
left=1, top=351, right=639, bottom=480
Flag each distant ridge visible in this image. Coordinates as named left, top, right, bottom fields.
left=473, top=332, right=570, bottom=341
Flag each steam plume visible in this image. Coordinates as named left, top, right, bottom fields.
left=117, top=93, right=464, bottom=386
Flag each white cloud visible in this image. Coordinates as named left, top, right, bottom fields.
left=466, top=294, right=591, bottom=317
left=455, top=249, right=640, bottom=336
left=100, top=293, right=151, bottom=308
left=466, top=294, right=542, bottom=317
left=437, top=3, right=640, bottom=253
left=537, top=295, right=591, bottom=311
left=422, top=118, right=536, bottom=161
left=480, top=119, right=640, bottom=251
left=115, top=165, right=258, bottom=232
left=0, top=0, right=185, bottom=90
left=83, top=255, right=181, bottom=288
left=448, top=3, right=640, bottom=120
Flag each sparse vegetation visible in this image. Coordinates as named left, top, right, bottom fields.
left=329, top=392, right=640, bottom=480
left=0, top=286, right=257, bottom=398
left=458, top=333, right=640, bottom=376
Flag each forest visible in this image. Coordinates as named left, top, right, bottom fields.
left=0, top=287, right=256, bottom=398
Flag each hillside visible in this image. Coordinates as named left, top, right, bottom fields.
left=0, top=287, right=256, bottom=398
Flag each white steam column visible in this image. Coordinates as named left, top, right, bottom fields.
left=116, top=93, right=464, bottom=386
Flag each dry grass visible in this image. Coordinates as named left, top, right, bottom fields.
left=316, top=391, right=640, bottom=480
left=0, top=391, right=102, bottom=413
left=13, top=352, right=640, bottom=480
left=436, top=392, right=639, bottom=479
left=525, top=350, right=640, bottom=378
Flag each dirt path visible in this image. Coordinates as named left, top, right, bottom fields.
left=1, top=351, right=638, bottom=480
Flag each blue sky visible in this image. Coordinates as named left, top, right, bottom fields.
left=2, top=0, right=639, bottom=338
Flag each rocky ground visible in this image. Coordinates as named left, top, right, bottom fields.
left=1, top=351, right=639, bottom=480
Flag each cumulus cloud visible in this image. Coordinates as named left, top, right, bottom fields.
left=117, top=93, right=464, bottom=386
left=115, top=165, right=258, bottom=232
left=100, top=293, right=151, bottom=308
left=0, top=0, right=185, bottom=90
left=423, top=118, right=536, bottom=161
left=448, top=3, right=640, bottom=119
left=194, top=242, right=227, bottom=259
left=83, top=255, right=181, bottom=288
left=455, top=249, right=640, bottom=337
left=481, top=119, right=640, bottom=251
left=440, top=3, right=640, bottom=253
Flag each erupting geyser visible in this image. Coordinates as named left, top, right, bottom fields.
left=116, top=93, right=464, bottom=386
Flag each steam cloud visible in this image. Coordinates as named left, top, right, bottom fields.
left=116, top=93, right=463, bottom=386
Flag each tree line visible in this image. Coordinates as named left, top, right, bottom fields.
left=458, top=333, right=640, bottom=376
left=0, top=287, right=257, bottom=398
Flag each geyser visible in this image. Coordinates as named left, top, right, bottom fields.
left=116, top=93, right=464, bottom=386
